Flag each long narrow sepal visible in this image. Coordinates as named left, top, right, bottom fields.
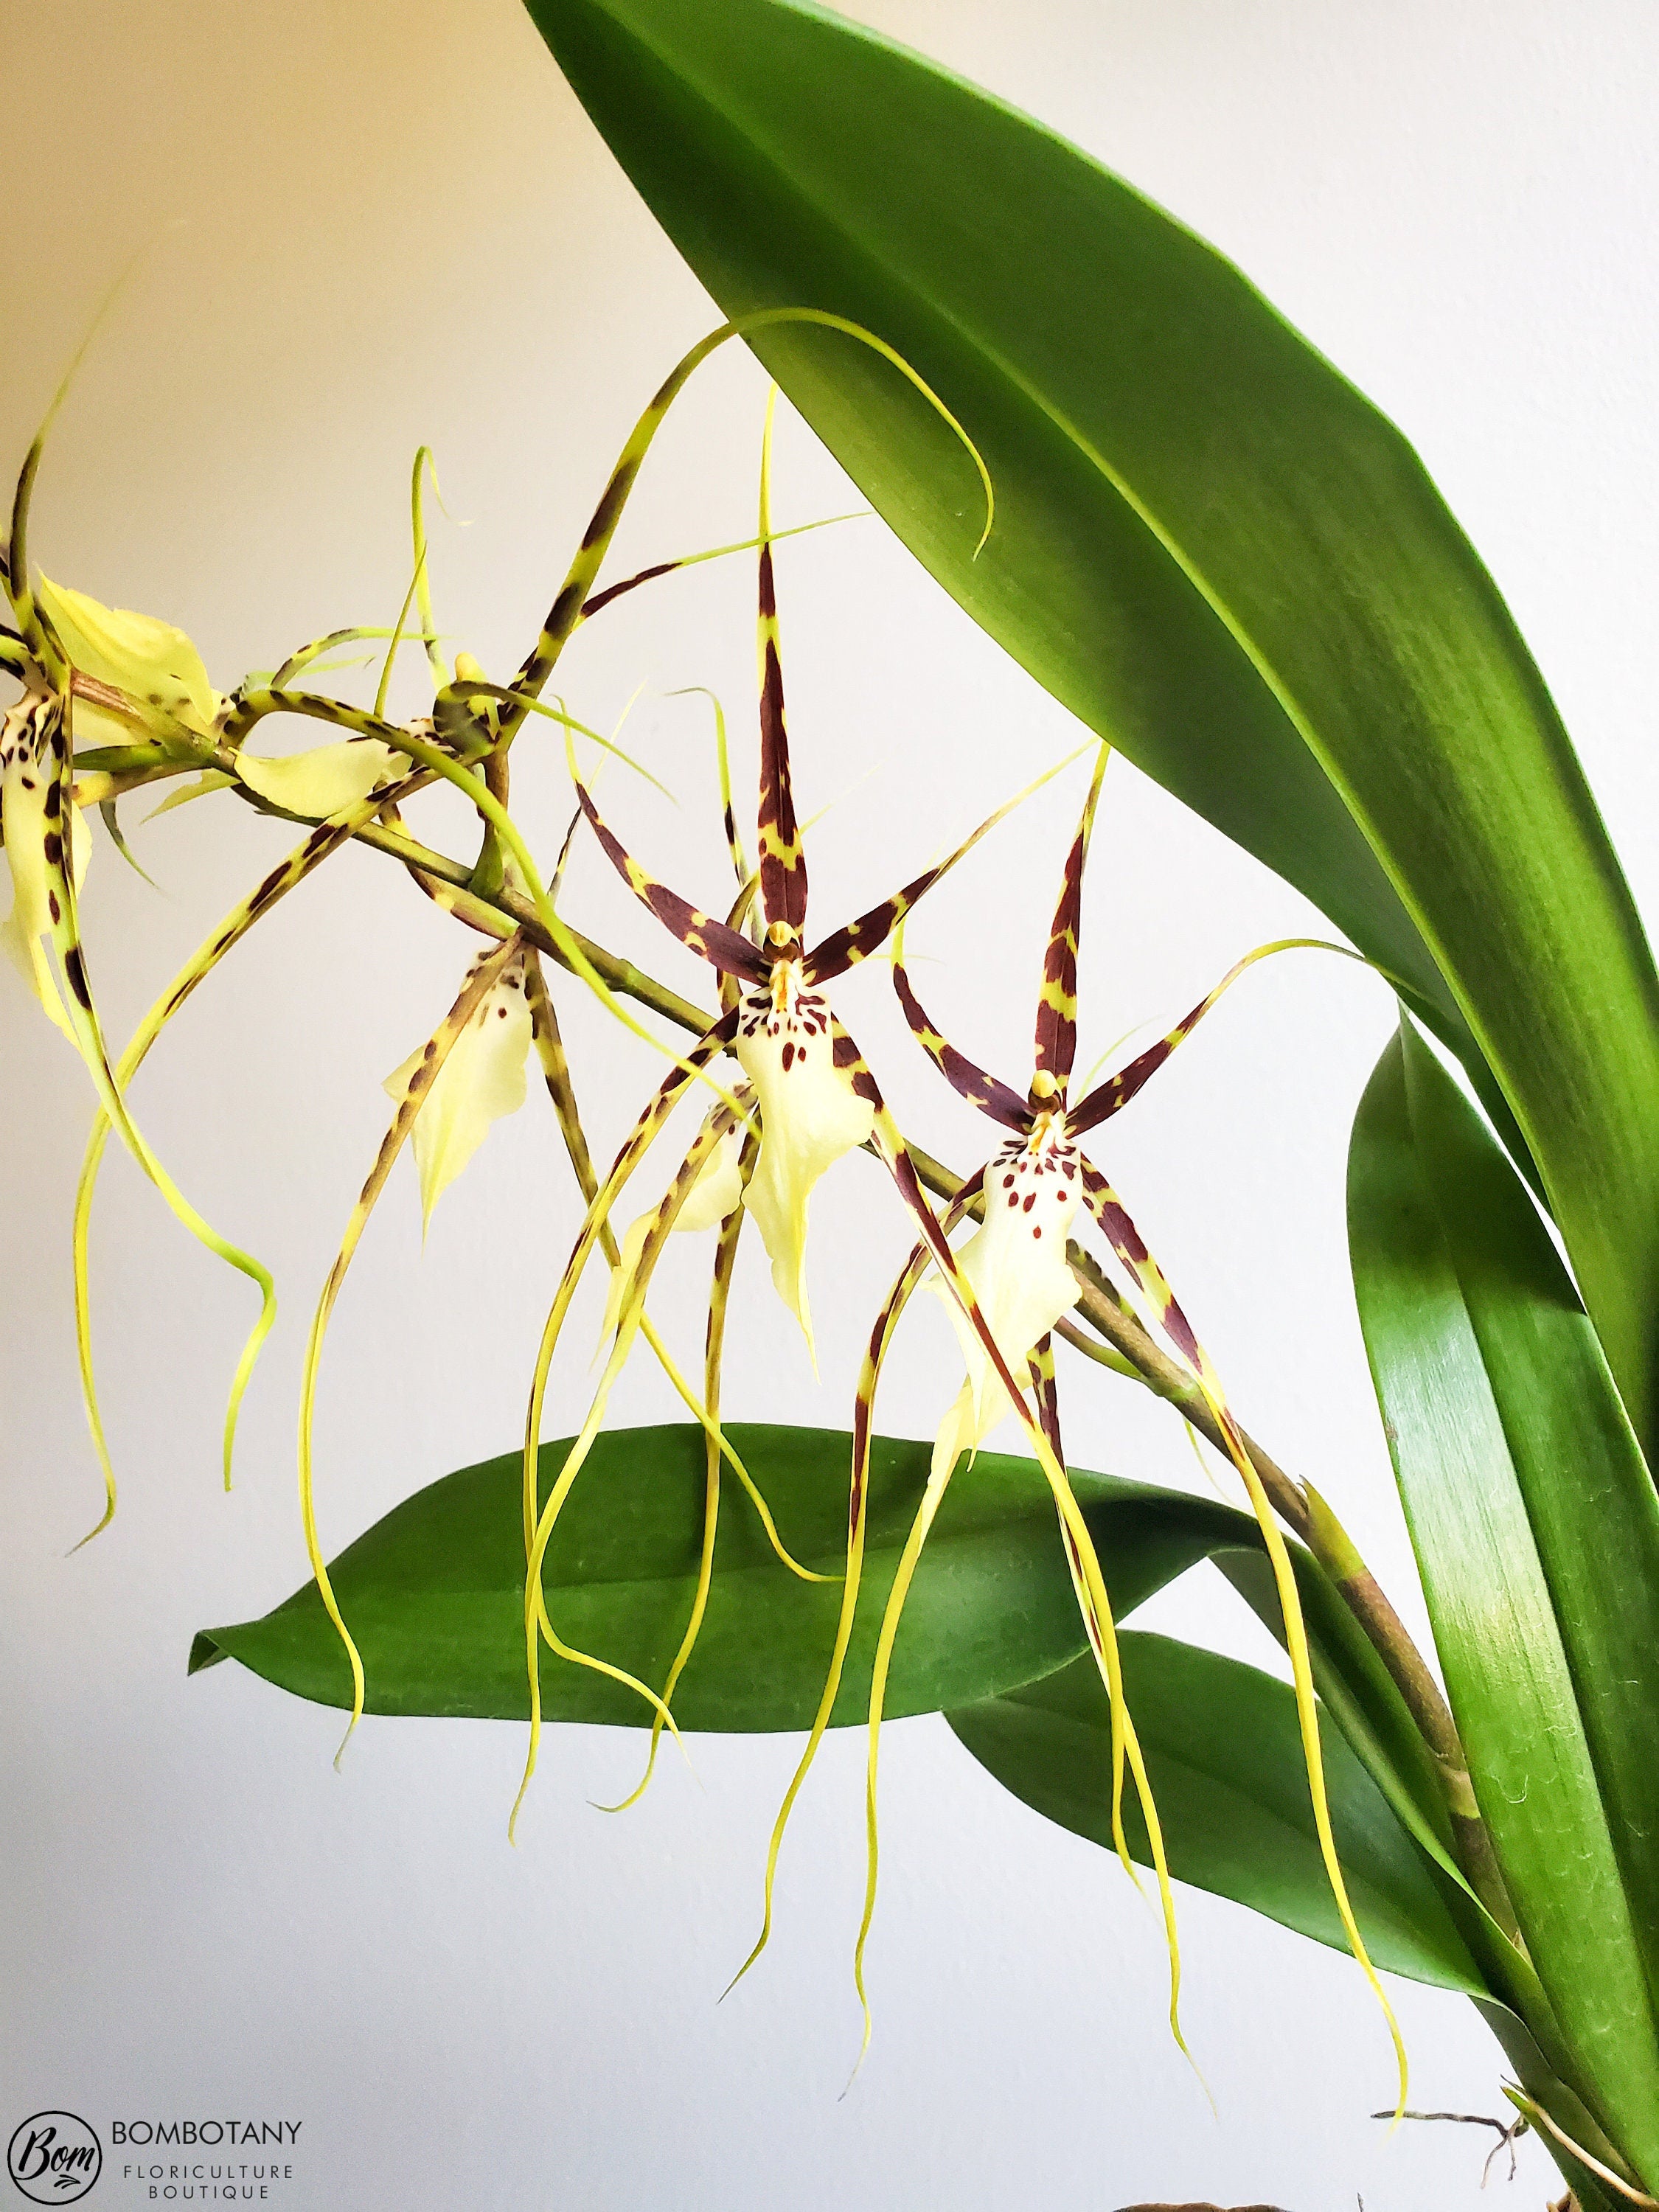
left=524, top=961, right=811, bottom=1584
left=565, top=727, right=766, bottom=981
left=299, top=934, right=525, bottom=1762
left=726, top=1167, right=987, bottom=2003
left=1032, top=744, right=1108, bottom=1099
left=498, top=307, right=992, bottom=747
left=1077, top=1157, right=1408, bottom=2108
left=890, top=925, right=1030, bottom=1129
left=1066, top=937, right=1351, bottom=1135
left=1026, top=1329, right=1194, bottom=2074
left=841, top=1025, right=1189, bottom=2056
left=514, top=1007, right=742, bottom=1717
left=7, top=690, right=276, bottom=1538
left=512, top=1101, right=748, bottom=1840
left=579, top=512, right=863, bottom=625
left=803, top=743, right=1088, bottom=985
left=665, top=687, right=749, bottom=894
left=755, top=389, right=808, bottom=942
left=602, top=1127, right=761, bottom=1816
left=71, top=790, right=403, bottom=1520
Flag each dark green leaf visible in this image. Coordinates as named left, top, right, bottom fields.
left=1349, top=1020, right=1659, bottom=2185
left=949, top=1632, right=1488, bottom=1995
left=193, top=1423, right=1264, bottom=1729
left=522, top=0, right=1659, bottom=1454
left=190, top=1421, right=1425, bottom=1810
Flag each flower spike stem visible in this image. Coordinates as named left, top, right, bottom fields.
left=226, top=750, right=1496, bottom=1927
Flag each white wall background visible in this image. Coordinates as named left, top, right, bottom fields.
left=3, top=1, right=1650, bottom=2205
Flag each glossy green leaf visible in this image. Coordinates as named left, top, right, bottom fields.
left=522, top=0, right=1659, bottom=1455
left=949, top=1632, right=1487, bottom=1995
left=1349, top=1019, right=1659, bottom=2186
left=192, top=1422, right=1423, bottom=1790
left=194, top=1423, right=1265, bottom=1728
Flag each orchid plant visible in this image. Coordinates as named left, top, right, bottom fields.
left=12, top=4, right=1659, bottom=2210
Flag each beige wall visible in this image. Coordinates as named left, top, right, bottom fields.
left=6, top=1, right=1649, bottom=2203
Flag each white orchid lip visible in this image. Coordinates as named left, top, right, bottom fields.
left=931, top=1116, right=1084, bottom=1475
left=733, top=958, right=874, bottom=1354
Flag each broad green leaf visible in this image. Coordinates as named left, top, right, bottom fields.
left=192, top=1423, right=1414, bottom=1774
left=521, top=0, right=1659, bottom=1455
left=195, top=1425, right=1248, bottom=1728
left=948, top=1632, right=1487, bottom=1996
left=1349, top=1020, right=1659, bottom=2187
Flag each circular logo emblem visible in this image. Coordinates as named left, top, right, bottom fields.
left=6, top=2115, right=101, bottom=2202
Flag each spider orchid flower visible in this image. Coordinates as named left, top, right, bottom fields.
left=512, top=397, right=1073, bottom=1821
left=3, top=419, right=277, bottom=1537
left=835, top=748, right=1409, bottom=2100
left=562, top=397, right=1048, bottom=1359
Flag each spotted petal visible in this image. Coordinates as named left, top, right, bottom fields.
left=237, top=737, right=408, bottom=818
left=383, top=949, right=535, bottom=1232
left=931, top=1129, right=1084, bottom=1474
left=2, top=722, right=90, bottom=1039
left=733, top=972, right=873, bottom=1352
left=38, top=575, right=220, bottom=741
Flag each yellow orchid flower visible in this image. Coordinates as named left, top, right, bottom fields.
left=382, top=944, right=536, bottom=1235
left=561, top=395, right=1035, bottom=1363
